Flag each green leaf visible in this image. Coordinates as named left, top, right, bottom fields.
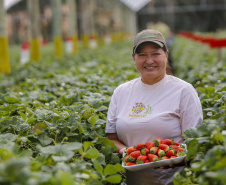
left=54, top=170, right=75, bottom=185
left=186, top=139, right=199, bottom=161
left=52, top=151, right=74, bottom=162
left=0, top=133, right=17, bottom=142
left=84, top=148, right=99, bottom=159
left=93, top=159, right=103, bottom=176
left=205, top=169, right=226, bottom=182
left=88, top=115, right=99, bottom=127
left=184, top=127, right=199, bottom=138
left=104, top=164, right=124, bottom=176
left=205, top=86, right=215, bottom=96
left=4, top=96, right=19, bottom=103
left=97, top=138, right=117, bottom=156
left=83, top=141, right=93, bottom=152
left=27, top=117, right=36, bottom=124
left=37, top=132, right=52, bottom=146
left=62, top=142, right=83, bottom=151
left=105, top=174, right=122, bottom=183
left=18, top=111, right=27, bottom=120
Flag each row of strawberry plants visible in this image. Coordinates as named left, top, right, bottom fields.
left=0, top=41, right=138, bottom=185
left=172, top=36, right=226, bottom=185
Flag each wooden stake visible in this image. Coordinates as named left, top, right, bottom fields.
left=0, top=0, right=10, bottom=74
left=27, top=0, right=41, bottom=61
left=51, top=0, right=63, bottom=58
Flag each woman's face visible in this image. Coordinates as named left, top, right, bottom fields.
left=132, top=42, right=169, bottom=85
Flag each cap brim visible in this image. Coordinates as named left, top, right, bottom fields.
left=133, top=40, right=164, bottom=54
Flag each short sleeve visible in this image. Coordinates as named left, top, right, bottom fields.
left=105, top=92, right=117, bottom=133
left=179, top=86, right=203, bottom=132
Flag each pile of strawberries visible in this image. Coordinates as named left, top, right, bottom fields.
left=123, top=138, right=186, bottom=166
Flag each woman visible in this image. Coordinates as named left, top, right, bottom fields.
left=105, top=29, right=203, bottom=185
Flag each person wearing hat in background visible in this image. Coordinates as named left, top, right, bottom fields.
left=105, top=29, right=203, bottom=185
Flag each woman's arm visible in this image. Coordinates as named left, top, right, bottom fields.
left=106, top=133, right=127, bottom=155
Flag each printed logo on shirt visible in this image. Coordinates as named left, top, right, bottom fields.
left=129, top=103, right=153, bottom=117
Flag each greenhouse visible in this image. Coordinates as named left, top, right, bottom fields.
left=0, top=0, right=225, bottom=185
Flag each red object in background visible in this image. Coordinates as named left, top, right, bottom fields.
left=42, top=40, right=48, bottom=46
left=21, top=42, right=29, bottom=50
left=209, top=38, right=226, bottom=48
left=178, top=32, right=226, bottom=48
left=66, top=37, right=72, bottom=42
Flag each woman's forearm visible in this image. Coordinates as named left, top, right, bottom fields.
left=106, top=133, right=127, bottom=155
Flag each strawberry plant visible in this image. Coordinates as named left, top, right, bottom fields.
left=172, top=35, right=226, bottom=185
left=0, top=41, right=136, bottom=185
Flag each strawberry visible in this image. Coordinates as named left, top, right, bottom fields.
left=144, top=160, right=150, bottom=163
left=126, top=156, right=135, bottom=162
left=126, top=146, right=137, bottom=154
left=128, top=150, right=140, bottom=161
left=140, top=148, right=149, bottom=155
left=136, top=143, right=145, bottom=150
left=161, top=156, right=169, bottom=160
left=145, top=141, right=154, bottom=149
left=149, top=147, right=158, bottom=154
left=124, top=155, right=130, bottom=163
left=174, top=142, right=180, bottom=146
left=157, top=149, right=165, bottom=157
left=170, top=145, right=180, bottom=152
left=148, top=154, right=159, bottom=162
left=176, top=151, right=185, bottom=157
left=166, top=149, right=175, bottom=157
left=126, top=162, right=136, bottom=166
left=158, top=144, right=169, bottom=152
left=136, top=155, right=148, bottom=164
left=162, top=139, right=173, bottom=146
left=153, top=138, right=163, bottom=147
left=178, top=147, right=185, bottom=152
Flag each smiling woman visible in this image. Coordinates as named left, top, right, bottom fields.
left=105, top=29, right=203, bottom=185
left=132, top=42, right=168, bottom=85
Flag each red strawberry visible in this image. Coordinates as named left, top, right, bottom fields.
left=159, top=144, right=169, bottom=152
left=161, top=156, right=169, bottom=160
left=126, top=156, right=135, bottom=162
left=148, top=154, right=159, bottom=162
left=124, top=155, right=130, bottom=162
left=129, top=150, right=140, bottom=161
left=136, top=155, right=148, bottom=164
left=153, top=138, right=163, bottom=147
left=178, top=148, right=185, bottom=152
left=170, top=145, right=180, bottom=152
left=149, top=147, right=158, bottom=154
left=140, top=148, right=149, bottom=155
left=145, top=141, right=154, bottom=149
left=162, top=139, right=173, bottom=146
left=174, top=142, right=180, bottom=146
left=166, top=149, right=175, bottom=157
left=126, top=162, right=136, bottom=166
left=157, top=149, right=165, bottom=157
left=126, top=146, right=137, bottom=154
left=136, top=143, right=145, bottom=150
left=144, top=160, right=150, bottom=163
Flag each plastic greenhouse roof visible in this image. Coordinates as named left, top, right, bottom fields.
left=120, top=0, right=152, bottom=12
left=4, top=0, right=22, bottom=10
left=4, top=0, right=151, bottom=12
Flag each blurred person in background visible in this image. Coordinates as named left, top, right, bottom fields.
left=105, top=29, right=203, bottom=185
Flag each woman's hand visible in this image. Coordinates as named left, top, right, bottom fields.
left=119, top=147, right=127, bottom=156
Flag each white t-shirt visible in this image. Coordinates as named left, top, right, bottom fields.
left=106, top=74, right=203, bottom=185
left=106, top=74, right=203, bottom=147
